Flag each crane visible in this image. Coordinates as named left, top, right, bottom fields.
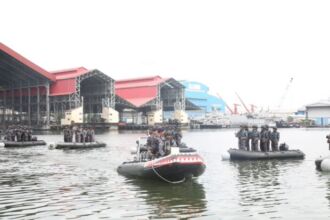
left=216, top=93, right=234, bottom=114
left=250, top=104, right=257, bottom=113
left=277, top=77, right=294, bottom=111
left=233, top=103, right=240, bottom=114
left=235, top=92, right=251, bottom=114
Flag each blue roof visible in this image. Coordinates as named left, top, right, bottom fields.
left=180, top=80, right=226, bottom=114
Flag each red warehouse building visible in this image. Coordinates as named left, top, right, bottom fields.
left=0, top=43, right=117, bottom=128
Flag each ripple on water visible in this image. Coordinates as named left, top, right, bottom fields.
left=1, top=130, right=330, bottom=219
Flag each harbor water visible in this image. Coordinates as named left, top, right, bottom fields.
left=1, top=128, right=330, bottom=219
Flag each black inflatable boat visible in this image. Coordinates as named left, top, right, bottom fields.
left=117, top=137, right=205, bottom=182
left=3, top=140, right=46, bottom=148
left=55, top=142, right=106, bottom=149
left=117, top=151, right=205, bottom=182
left=228, top=148, right=305, bottom=160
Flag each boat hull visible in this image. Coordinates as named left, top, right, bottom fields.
left=228, top=149, right=305, bottom=160
left=117, top=154, right=206, bottom=182
left=3, top=140, right=46, bottom=148
left=55, top=142, right=106, bottom=149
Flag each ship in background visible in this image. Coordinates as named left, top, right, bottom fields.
left=186, top=78, right=304, bottom=129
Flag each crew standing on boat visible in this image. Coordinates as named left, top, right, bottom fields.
left=260, top=126, right=267, bottom=152
left=270, top=127, right=280, bottom=151
left=16, top=126, right=22, bottom=142
left=76, top=127, right=81, bottom=143
left=27, top=128, right=32, bottom=141
left=11, top=126, right=16, bottom=141
left=326, top=134, right=330, bottom=150
left=147, top=128, right=159, bottom=159
left=156, top=128, right=165, bottom=157
left=86, top=128, right=91, bottom=142
left=241, top=125, right=249, bottom=151
left=174, top=128, right=182, bottom=147
left=91, top=127, right=95, bottom=142
left=81, top=128, right=87, bottom=143
left=69, top=126, right=74, bottom=142
left=265, top=125, right=272, bottom=151
left=63, top=126, right=69, bottom=142
left=250, top=125, right=260, bottom=151
left=63, top=126, right=96, bottom=143
left=164, top=130, right=174, bottom=155
left=235, top=125, right=244, bottom=150
left=3, top=125, right=37, bottom=142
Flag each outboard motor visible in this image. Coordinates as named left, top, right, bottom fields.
left=279, top=143, right=289, bottom=151
left=315, top=157, right=322, bottom=171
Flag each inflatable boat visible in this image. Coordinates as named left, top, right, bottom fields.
left=117, top=137, right=205, bottom=183
left=55, top=141, right=106, bottom=150
left=3, top=140, right=46, bottom=148
left=315, top=155, right=330, bottom=171
left=228, top=148, right=305, bottom=160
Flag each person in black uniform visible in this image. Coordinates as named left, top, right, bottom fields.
left=326, top=134, right=330, bottom=150
left=235, top=125, right=244, bottom=150
left=259, top=126, right=267, bottom=152
left=270, top=127, right=280, bottom=151
left=250, top=125, right=260, bottom=151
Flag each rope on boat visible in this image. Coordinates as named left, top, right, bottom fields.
left=151, top=162, right=185, bottom=184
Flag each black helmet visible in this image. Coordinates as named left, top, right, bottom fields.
left=157, top=128, right=164, bottom=133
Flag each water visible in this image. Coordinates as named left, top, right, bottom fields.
left=1, top=128, right=330, bottom=219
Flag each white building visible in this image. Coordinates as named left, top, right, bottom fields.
left=305, top=101, right=330, bottom=126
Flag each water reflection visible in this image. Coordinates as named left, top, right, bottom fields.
left=2, top=129, right=330, bottom=219
left=231, top=160, right=303, bottom=216
left=317, top=172, right=330, bottom=208
left=127, top=179, right=207, bottom=219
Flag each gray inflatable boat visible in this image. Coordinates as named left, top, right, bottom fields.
left=228, top=148, right=305, bottom=160
left=55, top=142, right=106, bottom=149
left=3, top=140, right=46, bottom=148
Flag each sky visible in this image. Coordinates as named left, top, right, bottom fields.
left=1, top=0, right=330, bottom=112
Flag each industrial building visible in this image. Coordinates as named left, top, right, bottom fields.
left=0, top=42, right=202, bottom=128
left=180, top=80, right=225, bottom=119
left=0, top=43, right=118, bottom=129
left=305, top=101, right=330, bottom=126
left=115, top=76, right=199, bottom=125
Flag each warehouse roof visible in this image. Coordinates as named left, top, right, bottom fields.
left=0, top=43, right=56, bottom=86
left=306, top=101, right=330, bottom=108
left=115, top=76, right=184, bottom=107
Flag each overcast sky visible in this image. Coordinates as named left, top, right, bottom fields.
left=2, top=0, right=330, bottom=112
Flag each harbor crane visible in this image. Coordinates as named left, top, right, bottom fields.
left=250, top=104, right=257, bottom=113
left=233, top=103, right=240, bottom=114
left=235, top=92, right=251, bottom=114
left=216, top=93, right=235, bottom=114
left=277, top=77, right=294, bottom=111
